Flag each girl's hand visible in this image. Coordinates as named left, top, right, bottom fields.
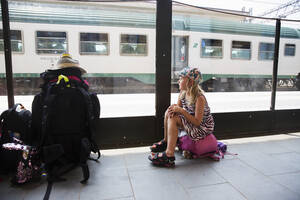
left=167, top=104, right=176, bottom=118
left=168, top=105, right=182, bottom=116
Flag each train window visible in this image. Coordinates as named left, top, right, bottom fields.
left=284, top=44, right=295, bottom=56
left=231, top=41, right=251, bottom=60
left=258, top=42, right=274, bottom=60
left=173, top=20, right=186, bottom=30
left=80, top=33, right=109, bottom=55
left=36, top=31, right=67, bottom=54
left=120, top=34, right=147, bottom=56
left=0, top=30, right=23, bottom=52
left=201, top=39, right=222, bottom=58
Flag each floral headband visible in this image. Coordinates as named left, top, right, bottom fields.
left=179, top=67, right=202, bottom=84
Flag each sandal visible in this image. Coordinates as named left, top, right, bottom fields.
left=150, top=140, right=167, bottom=153
left=148, top=152, right=175, bottom=167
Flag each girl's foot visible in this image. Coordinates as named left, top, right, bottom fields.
left=148, top=151, right=175, bottom=167
left=150, top=140, right=167, bottom=153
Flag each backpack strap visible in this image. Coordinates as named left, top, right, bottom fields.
left=43, top=163, right=77, bottom=200
left=39, top=83, right=56, bottom=147
left=40, top=75, right=69, bottom=147
left=77, top=86, right=101, bottom=160
left=80, top=163, right=90, bottom=184
left=43, top=181, right=53, bottom=200
left=74, top=86, right=100, bottom=184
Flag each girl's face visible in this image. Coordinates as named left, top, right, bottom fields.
left=178, top=76, right=190, bottom=91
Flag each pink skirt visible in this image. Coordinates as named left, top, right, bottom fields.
left=177, top=133, right=218, bottom=157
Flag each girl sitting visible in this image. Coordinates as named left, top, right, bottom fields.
left=148, top=67, right=217, bottom=167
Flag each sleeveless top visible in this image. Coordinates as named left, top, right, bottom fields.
left=179, top=94, right=214, bottom=141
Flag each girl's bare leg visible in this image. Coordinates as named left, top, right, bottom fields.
left=166, top=115, right=182, bottom=157
left=163, top=110, right=169, bottom=141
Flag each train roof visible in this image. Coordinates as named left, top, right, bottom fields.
left=1, top=0, right=300, bottom=39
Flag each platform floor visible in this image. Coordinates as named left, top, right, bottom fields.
left=1, top=133, right=300, bottom=200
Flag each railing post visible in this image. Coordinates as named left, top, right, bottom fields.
left=270, top=19, right=281, bottom=111
left=1, top=0, right=15, bottom=108
left=155, top=0, right=172, bottom=138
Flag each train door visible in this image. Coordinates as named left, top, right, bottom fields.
left=172, top=36, right=189, bottom=79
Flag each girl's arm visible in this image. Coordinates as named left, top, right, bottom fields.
left=167, top=92, right=183, bottom=118
left=192, top=95, right=205, bottom=126
left=171, top=95, right=205, bottom=126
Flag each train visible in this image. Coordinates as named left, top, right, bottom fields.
left=0, top=0, right=300, bottom=95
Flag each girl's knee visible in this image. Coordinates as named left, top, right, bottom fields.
left=168, top=115, right=181, bottom=125
left=164, top=110, right=169, bottom=118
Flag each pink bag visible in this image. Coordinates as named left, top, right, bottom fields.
left=178, top=133, right=218, bottom=158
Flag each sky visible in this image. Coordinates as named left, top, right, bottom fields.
left=176, top=0, right=299, bottom=19
left=176, top=0, right=300, bottom=27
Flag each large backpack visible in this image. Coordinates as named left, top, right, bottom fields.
left=31, top=67, right=100, bottom=199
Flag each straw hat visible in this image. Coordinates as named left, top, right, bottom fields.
left=57, top=53, right=87, bottom=74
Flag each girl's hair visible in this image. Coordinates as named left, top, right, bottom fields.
left=179, top=78, right=204, bottom=105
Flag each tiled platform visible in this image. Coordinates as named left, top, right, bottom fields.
left=1, top=133, right=300, bottom=200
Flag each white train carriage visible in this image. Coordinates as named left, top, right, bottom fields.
left=0, top=0, right=299, bottom=94
left=5, top=22, right=156, bottom=75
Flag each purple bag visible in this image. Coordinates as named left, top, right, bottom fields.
left=217, top=142, right=227, bottom=153
left=177, top=133, right=218, bottom=158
